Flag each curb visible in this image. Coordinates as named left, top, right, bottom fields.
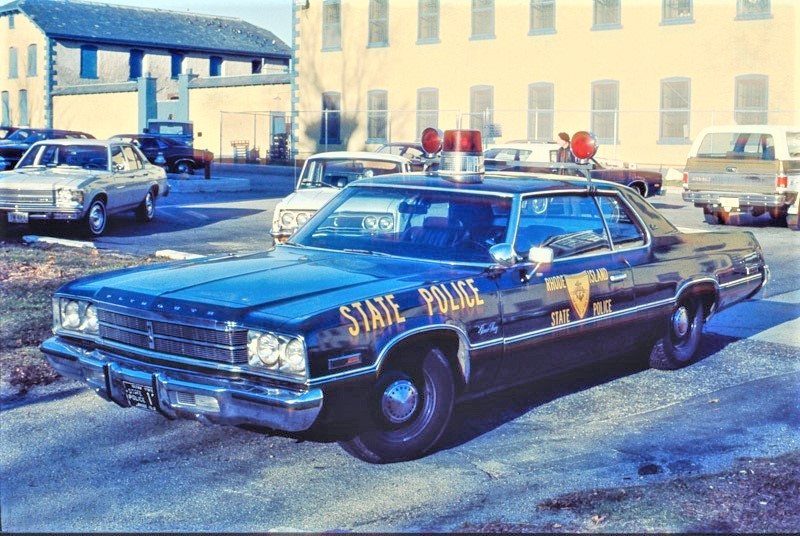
left=167, top=177, right=251, bottom=193
left=22, top=235, right=96, bottom=249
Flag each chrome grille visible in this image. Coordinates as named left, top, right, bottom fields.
left=97, top=309, right=248, bottom=364
left=0, top=188, right=54, bottom=204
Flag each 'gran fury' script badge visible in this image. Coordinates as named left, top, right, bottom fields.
left=564, top=271, right=590, bottom=319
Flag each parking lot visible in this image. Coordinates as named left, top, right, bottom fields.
left=1, top=180, right=799, bottom=532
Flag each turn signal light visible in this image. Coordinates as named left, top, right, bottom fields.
left=776, top=174, right=788, bottom=193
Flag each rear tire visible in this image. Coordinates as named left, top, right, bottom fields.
left=649, top=296, right=705, bottom=370
left=174, top=161, right=194, bottom=175
left=339, top=347, right=455, bottom=463
left=136, top=189, right=156, bottom=222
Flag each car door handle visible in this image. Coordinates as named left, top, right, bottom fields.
left=609, top=273, right=627, bottom=282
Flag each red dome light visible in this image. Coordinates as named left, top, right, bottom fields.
left=442, top=129, right=482, bottom=154
left=421, top=127, right=443, bottom=155
left=571, top=131, right=598, bottom=161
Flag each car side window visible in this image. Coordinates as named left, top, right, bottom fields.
left=122, top=146, right=142, bottom=170
left=597, top=195, right=646, bottom=249
left=110, top=145, right=127, bottom=171
left=137, top=137, right=157, bottom=150
left=515, top=194, right=611, bottom=259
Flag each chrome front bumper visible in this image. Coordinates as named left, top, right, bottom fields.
left=41, top=337, right=323, bottom=432
left=0, top=205, right=84, bottom=220
left=682, top=190, right=788, bottom=208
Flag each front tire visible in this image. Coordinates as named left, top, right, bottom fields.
left=339, top=347, right=455, bottom=463
left=82, top=198, right=107, bottom=237
left=174, top=161, right=195, bottom=175
left=136, top=189, right=156, bottom=222
left=649, top=296, right=705, bottom=370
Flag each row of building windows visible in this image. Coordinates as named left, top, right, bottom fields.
left=1, top=89, right=29, bottom=126
left=7, top=44, right=37, bottom=78
left=321, top=0, right=772, bottom=49
left=318, top=75, right=769, bottom=144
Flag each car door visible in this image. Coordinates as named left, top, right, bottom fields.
left=121, top=144, right=151, bottom=206
left=107, top=144, right=134, bottom=210
left=493, top=193, right=636, bottom=385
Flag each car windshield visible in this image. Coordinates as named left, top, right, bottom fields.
left=290, top=186, right=512, bottom=264
left=18, top=144, right=108, bottom=170
left=6, top=129, right=43, bottom=143
left=298, top=158, right=403, bottom=190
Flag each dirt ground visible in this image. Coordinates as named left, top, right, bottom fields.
left=0, top=242, right=151, bottom=396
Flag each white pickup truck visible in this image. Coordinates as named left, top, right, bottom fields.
left=682, top=125, right=800, bottom=230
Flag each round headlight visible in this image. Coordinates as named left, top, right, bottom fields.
left=62, top=300, right=81, bottom=329
left=257, top=333, right=280, bottom=367
left=378, top=216, right=393, bottom=231
left=83, top=304, right=99, bottom=334
left=296, top=212, right=309, bottom=226
left=363, top=216, right=378, bottom=230
left=285, top=339, right=306, bottom=373
left=280, top=212, right=296, bottom=227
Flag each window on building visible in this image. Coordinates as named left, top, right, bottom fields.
left=416, top=88, right=438, bottom=139
left=737, top=0, right=770, bottom=18
left=8, top=14, right=14, bottom=29
left=1, top=92, right=9, bottom=126
left=659, top=78, right=690, bottom=142
left=593, top=0, right=621, bottom=28
left=368, top=0, right=389, bottom=46
left=9, top=47, right=18, bottom=79
left=19, top=89, right=28, bottom=126
left=170, top=52, right=183, bottom=79
left=210, top=56, right=223, bottom=77
left=80, top=45, right=97, bottom=79
left=528, top=83, right=554, bottom=142
left=735, top=75, right=768, bottom=125
left=27, top=44, right=37, bottom=76
left=321, top=92, right=341, bottom=144
left=470, top=85, right=494, bottom=137
left=129, top=49, right=143, bottom=80
left=322, top=0, right=342, bottom=50
left=367, top=90, right=388, bottom=142
left=472, top=0, right=494, bottom=38
left=251, top=59, right=263, bottom=74
left=418, top=0, right=440, bottom=42
left=530, top=0, right=555, bottom=34
left=591, top=80, right=619, bottom=143
left=662, top=0, right=692, bottom=22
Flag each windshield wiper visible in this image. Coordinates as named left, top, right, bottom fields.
left=342, top=248, right=391, bottom=257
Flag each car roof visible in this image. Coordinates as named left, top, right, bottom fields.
left=29, top=139, right=125, bottom=147
left=696, top=125, right=800, bottom=135
left=307, top=151, right=409, bottom=163
left=354, top=171, right=626, bottom=195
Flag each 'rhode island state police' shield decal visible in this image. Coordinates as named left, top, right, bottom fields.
left=564, top=271, right=590, bottom=319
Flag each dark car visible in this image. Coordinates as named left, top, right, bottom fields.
left=111, top=134, right=213, bottom=174
left=0, top=128, right=95, bottom=171
left=42, top=129, right=766, bottom=464
left=485, top=145, right=663, bottom=197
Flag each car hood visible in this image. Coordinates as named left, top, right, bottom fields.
left=63, top=246, right=478, bottom=327
left=0, top=167, right=106, bottom=189
left=278, top=187, right=340, bottom=211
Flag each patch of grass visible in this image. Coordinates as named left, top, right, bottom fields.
left=1, top=243, right=153, bottom=395
left=459, top=451, right=800, bottom=533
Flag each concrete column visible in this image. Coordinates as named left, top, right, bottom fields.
left=176, top=71, right=198, bottom=123
left=137, top=74, right=157, bottom=132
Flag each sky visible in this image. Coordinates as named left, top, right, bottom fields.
left=86, top=0, right=293, bottom=45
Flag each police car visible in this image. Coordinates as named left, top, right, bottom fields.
left=41, top=128, right=767, bottom=463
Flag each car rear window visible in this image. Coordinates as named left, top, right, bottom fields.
left=696, top=132, right=776, bottom=160
left=787, top=131, right=800, bottom=158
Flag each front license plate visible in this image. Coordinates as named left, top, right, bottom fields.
left=122, top=380, right=158, bottom=412
left=8, top=211, right=29, bottom=223
left=719, top=197, right=740, bottom=209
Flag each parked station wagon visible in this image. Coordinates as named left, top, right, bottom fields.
left=683, top=125, right=800, bottom=229
left=42, top=129, right=766, bottom=463
left=0, top=139, right=169, bottom=236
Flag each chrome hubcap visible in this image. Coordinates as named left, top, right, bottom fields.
left=381, top=379, right=419, bottom=424
left=146, top=194, right=154, bottom=217
left=89, top=204, right=105, bottom=230
left=672, top=306, right=690, bottom=338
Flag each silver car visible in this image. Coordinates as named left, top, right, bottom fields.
left=0, top=139, right=169, bottom=236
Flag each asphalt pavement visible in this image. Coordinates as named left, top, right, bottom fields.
left=1, top=185, right=799, bottom=532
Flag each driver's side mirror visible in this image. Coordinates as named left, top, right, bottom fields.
left=112, top=163, right=125, bottom=172
left=528, top=246, right=554, bottom=266
left=489, top=243, right=516, bottom=268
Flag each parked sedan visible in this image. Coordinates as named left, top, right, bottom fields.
left=485, top=142, right=663, bottom=197
left=0, top=128, right=95, bottom=171
left=0, top=139, right=169, bottom=236
left=111, top=134, right=213, bottom=174
left=374, top=142, right=426, bottom=170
